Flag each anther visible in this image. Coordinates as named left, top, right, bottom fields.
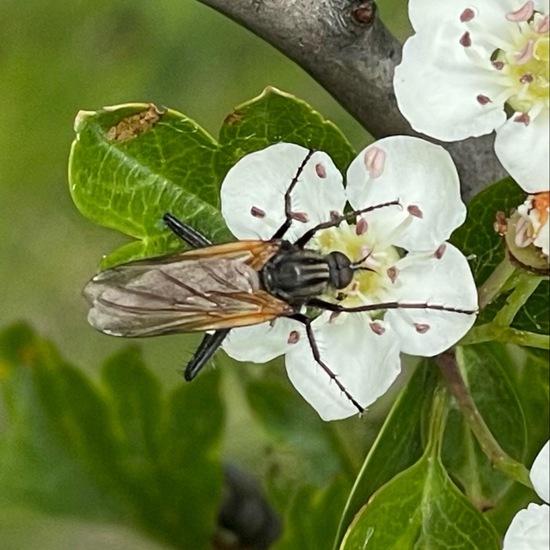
left=460, top=8, right=475, bottom=22
left=250, top=206, right=266, bottom=218
left=329, top=311, right=341, bottom=323
left=407, top=205, right=424, bottom=218
left=520, top=73, right=534, bottom=84
left=492, top=60, right=505, bottom=70
left=516, top=40, right=535, bottom=65
left=477, top=94, right=492, bottom=105
left=364, top=147, right=386, bottom=178
left=330, top=210, right=341, bottom=221
left=434, top=243, right=447, bottom=259
left=460, top=31, right=472, bottom=47
left=514, top=112, right=531, bottom=125
left=315, top=163, right=327, bottom=178
left=505, top=0, right=534, bottom=22
left=287, top=330, right=300, bottom=344
left=356, top=217, right=368, bottom=235
left=535, top=15, right=550, bottom=33
left=291, top=211, right=309, bottom=223
left=414, top=323, right=430, bottom=334
left=387, top=266, right=398, bottom=283
left=370, top=322, right=385, bottom=335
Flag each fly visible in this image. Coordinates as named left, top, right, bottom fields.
left=84, top=149, right=474, bottom=413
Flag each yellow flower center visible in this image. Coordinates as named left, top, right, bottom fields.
left=494, top=12, right=549, bottom=114
left=314, top=223, right=401, bottom=308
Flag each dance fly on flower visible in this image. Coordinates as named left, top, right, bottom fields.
left=84, top=147, right=476, bottom=414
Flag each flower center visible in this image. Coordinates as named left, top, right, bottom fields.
left=462, top=2, right=549, bottom=117
left=516, top=191, right=550, bottom=247
left=314, top=222, right=401, bottom=308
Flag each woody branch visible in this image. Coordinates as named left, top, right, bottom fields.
left=195, top=0, right=506, bottom=200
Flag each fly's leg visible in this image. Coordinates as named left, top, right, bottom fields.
left=290, top=313, right=364, bottom=414
left=163, top=212, right=229, bottom=380
left=308, top=298, right=477, bottom=316
left=271, top=149, right=316, bottom=240
left=163, top=213, right=212, bottom=248
left=184, top=329, right=230, bottom=381
left=294, top=200, right=401, bottom=248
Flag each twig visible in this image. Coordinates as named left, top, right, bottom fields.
left=195, top=0, right=506, bottom=199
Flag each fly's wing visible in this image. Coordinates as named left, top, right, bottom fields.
left=84, top=241, right=292, bottom=337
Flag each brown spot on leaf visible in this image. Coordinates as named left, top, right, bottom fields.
left=106, top=104, right=164, bottom=143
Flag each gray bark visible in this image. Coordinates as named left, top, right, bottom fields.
left=195, top=0, right=506, bottom=200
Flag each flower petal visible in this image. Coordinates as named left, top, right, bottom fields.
left=531, top=440, right=550, bottom=503
left=408, top=0, right=521, bottom=38
left=503, top=503, right=550, bottom=549
left=220, top=143, right=346, bottom=241
left=385, top=243, right=478, bottom=356
left=284, top=313, right=402, bottom=421
left=222, top=318, right=300, bottom=363
left=394, top=25, right=506, bottom=141
left=346, top=137, right=466, bottom=251
left=494, top=111, right=550, bottom=194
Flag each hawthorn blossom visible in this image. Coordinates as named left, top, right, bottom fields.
left=514, top=191, right=549, bottom=260
left=394, top=0, right=549, bottom=192
left=219, top=139, right=478, bottom=421
left=503, top=440, right=549, bottom=549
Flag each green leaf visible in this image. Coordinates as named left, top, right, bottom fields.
left=441, top=344, right=528, bottom=510
left=452, top=178, right=549, bottom=334
left=274, top=476, right=350, bottom=550
left=69, top=89, right=356, bottom=268
left=484, top=346, right=549, bottom=534
left=340, top=450, right=500, bottom=550
left=218, top=87, right=355, bottom=175
left=333, top=360, right=438, bottom=549
left=0, top=323, right=224, bottom=550
left=245, top=375, right=352, bottom=485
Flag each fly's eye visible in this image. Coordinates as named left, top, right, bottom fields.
left=327, top=252, right=354, bottom=289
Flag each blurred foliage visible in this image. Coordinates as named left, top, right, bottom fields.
left=0, top=0, right=408, bottom=488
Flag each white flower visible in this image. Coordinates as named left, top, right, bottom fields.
left=219, top=139, right=478, bottom=421
left=394, top=0, right=549, bottom=193
left=514, top=191, right=549, bottom=260
left=504, top=441, right=549, bottom=549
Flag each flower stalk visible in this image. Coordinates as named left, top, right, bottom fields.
left=436, top=350, right=532, bottom=488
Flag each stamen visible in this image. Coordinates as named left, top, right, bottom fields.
left=386, top=266, right=398, bottom=284
left=414, top=323, right=431, bottom=334
left=460, top=31, right=472, bottom=47
left=355, top=217, right=368, bottom=235
left=370, top=322, right=385, bottom=335
left=288, top=330, right=300, bottom=344
left=515, top=217, right=534, bottom=247
left=460, top=8, right=475, bottom=22
left=315, top=163, right=327, bottom=178
left=516, top=40, right=535, bottom=65
left=477, top=94, right=492, bottom=105
left=519, top=73, right=534, bottom=84
left=434, top=243, right=447, bottom=259
left=535, top=15, right=550, bottom=33
left=329, top=311, right=341, bottom=323
left=364, top=147, right=386, bottom=178
left=291, top=211, right=309, bottom=223
left=505, top=0, right=534, bottom=22
left=330, top=210, right=341, bottom=221
left=250, top=206, right=266, bottom=218
left=407, top=205, right=424, bottom=218
left=492, top=60, right=505, bottom=70
left=514, top=112, right=531, bottom=125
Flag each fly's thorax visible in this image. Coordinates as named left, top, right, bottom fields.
left=260, top=246, right=334, bottom=303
